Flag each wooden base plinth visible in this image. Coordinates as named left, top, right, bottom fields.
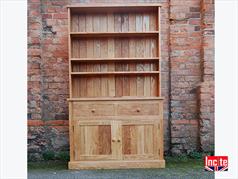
left=68, top=160, right=165, bottom=170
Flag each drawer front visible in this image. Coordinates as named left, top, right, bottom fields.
left=117, top=102, right=160, bottom=116
left=73, top=103, right=115, bottom=117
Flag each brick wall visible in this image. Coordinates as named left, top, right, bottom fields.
left=199, top=0, right=215, bottom=152
left=28, top=120, right=69, bottom=160
left=28, top=0, right=70, bottom=160
left=28, top=0, right=214, bottom=160
left=169, top=0, right=202, bottom=154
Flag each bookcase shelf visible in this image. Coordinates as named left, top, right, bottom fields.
left=68, top=4, right=161, bottom=13
left=68, top=96, right=164, bottom=101
left=71, top=71, right=160, bottom=76
left=70, top=57, right=159, bottom=62
left=70, top=31, right=159, bottom=38
left=68, top=3, right=164, bottom=170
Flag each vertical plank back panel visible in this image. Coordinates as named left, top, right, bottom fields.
left=114, top=14, right=123, bottom=97
left=70, top=10, right=159, bottom=98
left=85, top=14, right=94, bottom=97
left=143, top=13, right=151, bottom=96
left=107, top=13, right=116, bottom=97
left=99, top=14, right=109, bottom=97
left=128, top=14, right=137, bottom=96
left=121, top=14, right=130, bottom=96
left=79, top=38, right=87, bottom=97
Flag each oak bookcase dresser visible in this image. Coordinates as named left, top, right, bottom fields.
left=67, top=3, right=165, bottom=169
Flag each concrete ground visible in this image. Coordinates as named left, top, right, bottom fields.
left=29, top=168, right=214, bottom=179
left=28, top=159, right=214, bottom=179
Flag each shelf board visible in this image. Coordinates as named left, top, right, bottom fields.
left=71, top=71, right=160, bottom=76
left=68, top=4, right=161, bottom=13
left=70, top=31, right=159, bottom=38
left=67, top=4, right=162, bottom=8
left=68, top=96, right=164, bottom=101
left=70, top=57, right=160, bottom=62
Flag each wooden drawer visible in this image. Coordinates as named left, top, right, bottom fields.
left=71, top=98, right=163, bottom=118
left=117, top=102, right=160, bottom=116
left=73, top=103, right=115, bottom=117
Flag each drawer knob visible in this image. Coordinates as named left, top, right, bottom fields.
left=136, top=108, right=140, bottom=112
left=112, top=139, right=116, bottom=142
left=117, top=139, right=121, bottom=142
left=91, top=109, right=95, bottom=113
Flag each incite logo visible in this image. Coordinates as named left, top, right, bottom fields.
left=204, top=156, right=228, bottom=171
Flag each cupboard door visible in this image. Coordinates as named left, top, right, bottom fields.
left=73, top=120, right=115, bottom=161
left=121, top=120, right=161, bottom=160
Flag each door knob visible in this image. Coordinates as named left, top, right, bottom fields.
left=136, top=108, right=140, bottom=112
left=91, top=109, right=95, bottom=113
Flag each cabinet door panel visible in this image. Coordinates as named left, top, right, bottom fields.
left=121, top=120, right=160, bottom=160
left=74, top=121, right=114, bottom=161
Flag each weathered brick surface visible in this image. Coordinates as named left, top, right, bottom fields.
left=199, top=82, right=214, bottom=152
left=41, top=0, right=69, bottom=120
left=171, top=119, right=199, bottom=154
left=28, top=0, right=42, bottom=120
left=169, top=0, right=202, bottom=154
left=28, top=0, right=69, bottom=121
left=28, top=0, right=214, bottom=160
left=28, top=0, right=70, bottom=159
left=199, top=0, right=214, bottom=152
left=28, top=120, right=69, bottom=161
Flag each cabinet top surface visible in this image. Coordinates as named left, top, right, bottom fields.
left=67, top=4, right=161, bottom=13
left=67, top=3, right=162, bottom=8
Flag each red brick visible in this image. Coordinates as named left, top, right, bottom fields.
left=53, top=13, right=68, bottom=19
left=30, top=37, right=40, bottom=44
left=28, top=120, right=44, bottom=126
left=42, top=13, right=52, bottom=19
left=51, top=126, right=69, bottom=132
left=51, top=1, right=67, bottom=6
left=46, top=7, right=57, bottom=13
left=28, top=3, right=40, bottom=9
left=29, top=63, right=40, bottom=69
left=172, top=119, right=198, bottom=125
left=28, top=81, right=40, bottom=89
left=48, top=83, right=59, bottom=89
left=29, top=10, right=40, bottom=16
left=28, top=120, right=69, bottom=126
left=190, top=7, right=200, bottom=12
left=29, top=0, right=40, bottom=3
left=57, top=37, right=68, bottom=44
left=28, top=49, right=41, bottom=56
left=189, top=19, right=200, bottom=25
left=46, top=19, right=57, bottom=26
left=28, top=68, right=40, bottom=75
left=45, top=120, right=69, bottom=126
left=29, top=22, right=41, bottom=30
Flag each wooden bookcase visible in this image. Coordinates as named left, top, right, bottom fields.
left=67, top=4, right=165, bottom=169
